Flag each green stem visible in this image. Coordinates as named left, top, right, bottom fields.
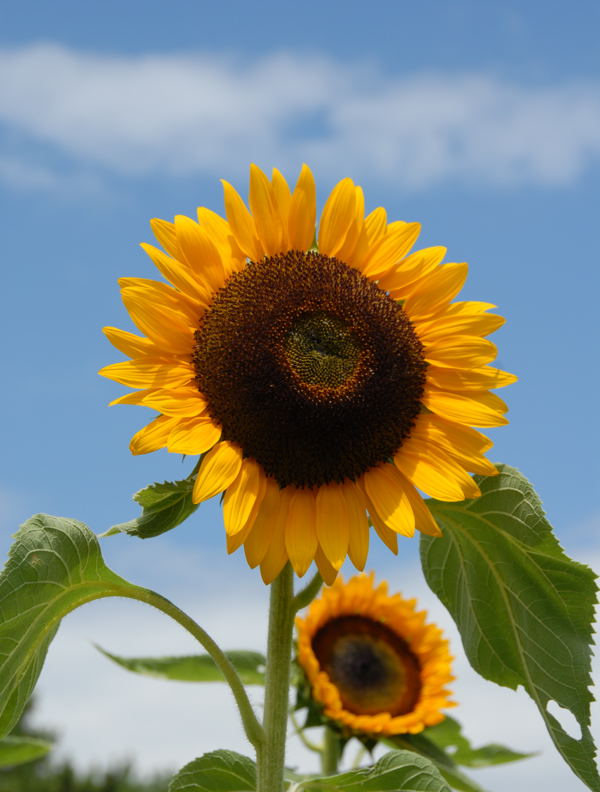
left=321, top=726, right=340, bottom=776
left=256, top=564, right=295, bottom=792
left=292, top=571, right=323, bottom=613
left=121, top=584, right=265, bottom=751
left=289, top=709, right=323, bottom=754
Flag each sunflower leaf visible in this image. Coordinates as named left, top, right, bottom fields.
left=424, top=715, right=533, bottom=767
left=296, top=749, right=451, bottom=790
left=420, top=465, right=599, bottom=791
left=0, top=735, right=52, bottom=768
left=0, top=514, right=147, bottom=737
left=168, top=750, right=256, bottom=791
left=95, top=646, right=266, bottom=685
left=103, top=477, right=198, bottom=538
left=387, top=733, right=489, bottom=792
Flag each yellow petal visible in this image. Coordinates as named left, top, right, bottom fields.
left=364, top=207, right=387, bottom=244
left=131, top=387, right=208, bottom=417
left=315, top=485, right=350, bottom=570
left=192, top=441, right=242, bottom=503
left=260, top=489, right=293, bottom=584
left=365, top=498, right=398, bottom=554
left=168, top=416, right=221, bottom=455
left=285, top=488, right=318, bottom=577
left=270, top=168, right=292, bottom=217
left=130, top=415, right=178, bottom=455
left=150, top=218, right=181, bottom=259
left=427, top=364, right=517, bottom=391
left=175, top=215, right=226, bottom=292
left=396, top=472, right=442, bottom=537
left=248, top=164, right=283, bottom=256
left=118, top=277, right=201, bottom=327
left=443, top=300, right=497, bottom=316
left=335, top=186, right=365, bottom=263
left=288, top=164, right=316, bottom=251
left=314, top=545, right=339, bottom=586
left=140, top=243, right=212, bottom=306
left=362, top=222, right=421, bottom=280
left=345, top=484, right=369, bottom=571
left=317, top=178, right=357, bottom=257
left=423, top=389, right=509, bottom=427
left=221, top=179, right=261, bottom=261
left=223, top=458, right=265, bottom=536
left=424, top=335, right=498, bottom=369
left=103, top=327, right=156, bottom=358
left=244, top=476, right=281, bottom=568
left=196, top=207, right=231, bottom=249
left=417, top=312, right=505, bottom=341
left=362, top=464, right=415, bottom=536
left=378, top=246, right=446, bottom=296
left=403, top=262, right=468, bottom=319
left=120, top=286, right=195, bottom=355
left=406, top=414, right=496, bottom=477
left=99, top=358, right=194, bottom=389
left=394, top=439, right=481, bottom=501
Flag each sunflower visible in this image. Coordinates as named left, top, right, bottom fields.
left=295, top=573, right=454, bottom=735
left=100, top=164, right=515, bottom=583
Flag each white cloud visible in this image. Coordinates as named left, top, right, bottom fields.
left=25, top=540, right=599, bottom=792
left=1, top=43, right=600, bottom=189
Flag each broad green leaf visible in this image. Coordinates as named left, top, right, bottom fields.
left=420, top=465, right=599, bottom=791
left=0, top=735, right=52, bottom=767
left=424, top=716, right=532, bottom=768
left=103, top=477, right=198, bottom=538
left=96, top=646, right=266, bottom=685
left=168, top=750, right=256, bottom=791
left=297, top=749, right=451, bottom=791
left=388, top=733, right=488, bottom=792
left=0, top=514, right=146, bottom=737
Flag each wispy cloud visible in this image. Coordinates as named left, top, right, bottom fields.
left=1, top=43, right=600, bottom=190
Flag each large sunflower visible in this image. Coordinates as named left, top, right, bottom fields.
left=295, top=573, right=454, bottom=735
left=100, top=164, right=515, bottom=583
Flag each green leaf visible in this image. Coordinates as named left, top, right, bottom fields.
left=424, top=716, right=532, bottom=768
left=0, top=735, right=52, bottom=767
left=388, top=733, right=488, bottom=792
left=298, top=749, right=451, bottom=791
left=168, top=750, right=256, bottom=791
left=95, top=646, right=266, bottom=685
left=0, top=514, right=145, bottom=738
left=420, top=465, right=599, bottom=791
left=103, top=477, right=198, bottom=538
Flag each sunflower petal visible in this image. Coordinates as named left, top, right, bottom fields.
left=314, top=545, right=339, bottom=586
left=222, top=458, right=266, bottom=536
left=285, top=489, right=318, bottom=577
left=317, top=178, right=357, bottom=257
left=362, top=222, right=421, bottom=280
left=394, top=439, right=481, bottom=501
left=315, top=485, right=350, bottom=570
left=403, top=262, right=468, bottom=319
left=362, top=464, right=415, bottom=536
left=130, top=415, right=178, bottom=455
left=423, top=389, right=509, bottom=427
left=103, top=327, right=155, bottom=358
left=99, top=358, right=194, bottom=389
left=249, top=164, right=283, bottom=256
left=221, top=179, right=261, bottom=260
left=175, top=215, right=227, bottom=292
left=288, top=164, right=316, bottom=251
left=344, top=484, right=370, bottom=571
left=260, top=489, right=292, bottom=584
left=427, top=364, right=517, bottom=391
left=150, top=218, right=181, bottom=259
left=244, top=477, right=280, bottom=568
left=192, top=441, right=242, bottom=503
left=140, top=243, right=212, bottom=306
left=168, top=416, right=221, bottom=455
left=423, top=335, right=498, bottom=369
left=379, top=246, right=446, bottom=295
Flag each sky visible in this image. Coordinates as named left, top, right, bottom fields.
left=0, top=0, right=599, bottom=789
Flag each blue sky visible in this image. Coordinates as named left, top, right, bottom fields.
left=0, top=1, right=599, bottom=790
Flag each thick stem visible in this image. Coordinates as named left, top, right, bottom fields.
left=256, top=564, right=295, bottom=792
left=321, top=726, right=340, bottom=776
left=120, top=584, right=264, bottom=751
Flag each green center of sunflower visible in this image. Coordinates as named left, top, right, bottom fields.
left=193, top=250, right=426, bottom=489
left=312, top=615, right=421, bottom=716
left=285, top=313, right=361, bottom=389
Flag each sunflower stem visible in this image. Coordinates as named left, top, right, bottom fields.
left=292, top=571, right=323, bottom=613
left=117, top=585, right=265, bottom=751
left=321, top=725, right=340, bottom=775
left=256, top=563, right=295, bottom=792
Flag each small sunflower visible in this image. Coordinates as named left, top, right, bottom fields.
left=295, top=573, right=454, bottom=735
left=100, top=164, right=515, bottom=583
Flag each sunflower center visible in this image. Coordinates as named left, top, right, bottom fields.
left=193, top=250, right=426, bottom=489
left=285, top=313, right=361, bottom=389
left=311, top=615, right=421, bottom=717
